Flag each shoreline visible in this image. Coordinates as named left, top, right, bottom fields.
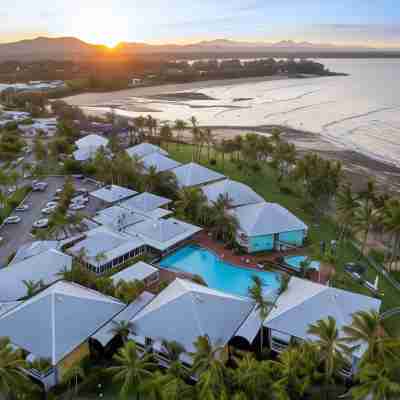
left=63, top=74, right=400, bottom=192
left=204, top=125, right=400, bottom=192
left=62, top=74, right=319, bottom=106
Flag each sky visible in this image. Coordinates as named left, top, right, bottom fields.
left=1, top=0, right=400, bottom=48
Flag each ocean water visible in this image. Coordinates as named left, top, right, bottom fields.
left=101, top=59, right=400, bottom=167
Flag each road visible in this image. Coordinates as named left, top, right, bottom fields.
left=0, top=176, right=97, bottom=267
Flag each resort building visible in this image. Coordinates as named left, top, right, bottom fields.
left=124, top=218, right=202, bottom=255
left=264, top=277, right=381, bottom=376
left=141, top=152, right=182, bottom=173
left=111, top=261, right=160, bottom=287
left=172, top=162, right=226, bottom=188
left=119, top=192, right=172, bottom=219
left=129, top=278, right=255, bottom=365
left=0, top=250, right=72, bottom=302
left=202, top=179, right=264, bottom=208
left=0, top=281, right=125, bottom=390
left=93, top=206, right=147, bottom=231
left=126, top=143, right=168, bottom=159
left=67, top=227, right=147, bottom=275
left=73, top=134, right=109, bottom=162
left=10, top=240, right=60, bottom=265
left=231, top=202, right=308, bottom=253
left=92, top=291, right=155, bottom=348
left=90, top=185, right=138, bottom=208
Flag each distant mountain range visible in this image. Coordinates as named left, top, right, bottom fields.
left=0, top=36, right=387, bottom=62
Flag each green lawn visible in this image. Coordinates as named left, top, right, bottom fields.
left=166, top=143, right=400, bottom=334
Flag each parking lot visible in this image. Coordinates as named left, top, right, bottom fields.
left=0, top=176, right=98, bottom=267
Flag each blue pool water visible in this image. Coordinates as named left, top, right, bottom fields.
left=284, top=255, right=320, bottom=272
left=159, top=245, right=281, bottom=298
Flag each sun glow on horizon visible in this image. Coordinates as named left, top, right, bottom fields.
left=73, top=8, right=129, bottom=49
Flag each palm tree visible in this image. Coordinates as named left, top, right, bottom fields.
left=307, top=317, right=352, bottom=397
left=0, top=337, right=32, bottom=399
left=62, top=361, right=85, bottom=397
left=174, top=119, right=187, bottom=150
left=351, top=360, right=400, bottom=400
left=381, top=199, right=400, bottom=271
left=354, top=200, right=376, bottom=257
left=23, top=279, right=44, bottom=298
left=336, top=184, right=359, bottom=244
left=190, top=335, right=228, bottom=399
left=160, top=124, right=173, bottom=150
left=248, top=276, right=274, bottom=353
left=108, top=341, right=156, bottom=400
left=175, top=187, right=207, bottom=223
left=161, top=340, right=185, bottom=364
left=343, top=310, right=387, bottom=365
left=109, top=320, right=135, bottom=344
left=190, top=335, right=227, bottom=377
left=273, top=344, right=318, bottom=399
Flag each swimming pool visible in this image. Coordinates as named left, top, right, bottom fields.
left=159, top=245, right=281, bottom=298
left=284, top=255, right=320, bottom=272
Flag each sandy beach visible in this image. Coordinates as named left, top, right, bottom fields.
left=63, top=75, right=299, bottom=107
left=63, top=73, right=400, bottom=192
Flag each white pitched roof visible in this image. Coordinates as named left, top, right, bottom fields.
left=68, top=227, right=145, bottom=267
left=90, top=185, right=138, bottom=204
left=92, top=291, right=155, bottom=346
left=120, top=192, right=172, bottom=213
left=264, top=277, right=381, bottom=359
left=75, top=134, right=108, bottom=149
left=142, top=152, right=182, bottom=173
left=232, top=202, right=308, bottom=236
left=126, top=143, right=168, bottom=159
left=11, top=240, right=60, bottom=265
left=0, top=281, right=125, bottom=365
left=73, top=147, right=97, bottom=162
left=111, top=262, right=159, bottom=284
left=172, top=162, right=225, bottom=188
left=124, top=218, right=202, bottom=252
left=202, top=179, right=264, bottom=208
left=131, top=279, right=254, bottom=353
left=0, top=250, right=72, bottom=302
left=93, top=206, right=146, bottom=230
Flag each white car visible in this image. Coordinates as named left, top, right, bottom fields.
left=41, top=205, right=57, bottom=215
left=46, top=201, right=58, bottom=208
left=33, top=218, right=49, bottom=229
left=0, top=237, right=4, bottom=245
left=15, top=204, right=30, bottom=212
left=69, top=203, right=86, bottom=211
left=56, top=188, right=63, bottom=194
left=7, top=186, right=17, bottom=195
left=32, top=182, right=48, bottom=192
left=4, top=216, right=21, bottom=224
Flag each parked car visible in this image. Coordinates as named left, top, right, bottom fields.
left=69, top=203, right=86, bottom=211
left=73, top=174, right=85, bottom=180
left=56, top=188, right=63, bottom=194
left=7, top=186, right=17, bottom=195
left=52, top=195, right=61, bottom=201
left=41, top=205, right=57, bottom=215
left=46, top=201, right=58, bottom=208
left=15, top=204, right=30, bottom=212
left=4, top=216, right=21, bottom=224
left=0, top=237, right=4, bottom=245
left=32, top=182, right=48, bottom=192
left=33, top=219, right=49, bottom=229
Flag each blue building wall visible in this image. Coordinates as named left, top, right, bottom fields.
left=278, top=230, right=306, bottom=246
left=248, top=234, right=274, bottom=252
left=247, top=230, right=306, bottom=253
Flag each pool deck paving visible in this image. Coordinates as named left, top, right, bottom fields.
left=190, top=231, right=331, bottom=285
